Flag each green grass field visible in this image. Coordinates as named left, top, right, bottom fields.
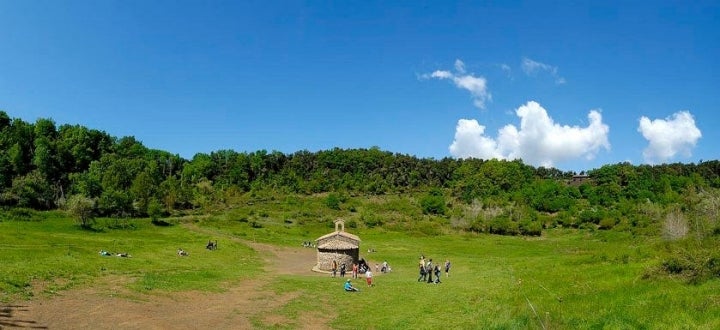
left=1, top=209, right=719, bottom=329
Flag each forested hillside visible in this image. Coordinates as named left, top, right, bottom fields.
left=1, top=111, right=719, bottom=236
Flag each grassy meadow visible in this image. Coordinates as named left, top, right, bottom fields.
left=1, top=196, right=719, bottom=329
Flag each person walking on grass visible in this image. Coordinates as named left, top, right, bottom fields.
left=332, top=259, right=338, bottom=277
left=425, top=259, right=434, bottom=283
left=433, top=265, right=441, bottom=284
left=352, top=262, right=358, bottom=279
left=444, top=259, right=451, bottom=278
left=340, top=263, right=347, bottom=277
left=417, top=257, right=426, bottom=282
left=365, top=269, right=373, bottom=286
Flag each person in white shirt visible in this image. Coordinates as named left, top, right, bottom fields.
left=365, top=269, right=373, bottom=286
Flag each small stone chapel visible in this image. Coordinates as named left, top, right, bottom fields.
left=314, top=219, right=360, bottom=272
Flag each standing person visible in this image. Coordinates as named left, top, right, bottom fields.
left=365, top=269, right=373, bottom=287
left=444, top=259, right=451, bottom=277
left=352, top=262, right=358, bottom=279
left=433, top=265, right=441, bottom=283
left=340, top=263, right=347, bottom=277
left=425, top=259, right=434, bottom=283
left=417, top=257, right=426, bottom=282
left=331, top=259, right=338, bottom=277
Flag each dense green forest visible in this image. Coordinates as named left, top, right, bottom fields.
left=1, top=111, right=719, bottom=235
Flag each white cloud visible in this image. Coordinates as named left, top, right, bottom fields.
left=521, top=57, right=566, bottom=85
left=422, top=59, right=491, bottom=109
left=449, top=101, right=610, bottom=167
left=454, top=59, right=466, bottom=73
left=449, top=119, right=503, bottom=159
left=638, top=111, right=702, bottom=164
left=499, top=63, right=512, bottom=77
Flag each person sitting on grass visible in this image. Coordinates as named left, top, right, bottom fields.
left=178, top=248, right=189, bottom=256
left=344, top=279, right=359, bottom=292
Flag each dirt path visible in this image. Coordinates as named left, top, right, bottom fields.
left=1, top=228, right=333, bottom=330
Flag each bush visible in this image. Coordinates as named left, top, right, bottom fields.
left=66, top=194, right=97, bottom=229
left=662, top=257, right=686, bottom=274
left=326, top=193, right=341, bottom=210
left=519, top=219, right=542, bottom=236
left=578, top=208, right=603, bottom=225
left=6, top=208, right=43, bottom=222
left=555, top=211, right=577, bottom=228
left=361, top=212, right=383, bottom=228
left=488, top=217, right=519, bottom=235
left=467, top=217, right=486, bottom=233
left=655, top=245, right=720, bottom=283
left=598, top=217, right=617, bottom=230
left=420, top=189, right=447, bottom=215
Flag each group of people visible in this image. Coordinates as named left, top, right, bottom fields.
left=301, top=241, right=316, bottom=248
left=333, top=258, right=375, bottom=292
left=332, top=258, right=373, bottom=279
left=344, top=269, right=373, bottom=292
left=417, top=256, right=450, bottom=284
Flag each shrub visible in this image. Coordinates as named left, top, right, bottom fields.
left=598, top=217, right=617, bottom=230
left=662, top=211, right=688, bottom=241
left=420, top=189, right=447, bottom=215
left=326, top=193, right=341, bottom=210
left=361, top=212, right=383, bottom=228
left=66, top=194, right=97, bottom=229
left=488, top=216, right=519, bottom=235
left=6, top=208, right=43, bottom=221
left=467, top=217, right=486, bottom=233
left=556, top=212, right=577, bottom=228
left=654, top=245, right=720, bottom=283
left=578, top=208, right=603, bottom=225
left=519, top=219, right=542, bottom=236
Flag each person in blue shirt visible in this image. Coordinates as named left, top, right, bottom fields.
left=344, top=279, right=359, bottom=292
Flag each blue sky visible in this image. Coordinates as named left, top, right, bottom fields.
left=1, top=1, right=717, bottom=172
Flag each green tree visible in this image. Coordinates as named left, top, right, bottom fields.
left=6, top=170, right=53, bottom=209
left=66, top=194, right=96, bottom=228
left=420, top=188, right=447, bottom=215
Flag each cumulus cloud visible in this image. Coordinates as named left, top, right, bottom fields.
left=422, top=59, right=491, bottom=109
left=521, top=57, right=566, bottom=85
left=638, top=111, right=702, bottom=164
left=449, top=101, right=610, bottom=167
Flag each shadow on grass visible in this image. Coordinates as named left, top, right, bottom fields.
left=151, top=219, right=173, bottom=227
left=77, top=225, right=105, bottom=233
left=0, top=305, right=48, bottom=329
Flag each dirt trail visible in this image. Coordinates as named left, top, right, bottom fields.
left=1, top=227, right=332, bottom=330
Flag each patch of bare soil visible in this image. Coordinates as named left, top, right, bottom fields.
left=1, top=236, right=334, bottom=330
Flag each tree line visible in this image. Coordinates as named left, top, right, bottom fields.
left=1, top=111, right=719, bottom=225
